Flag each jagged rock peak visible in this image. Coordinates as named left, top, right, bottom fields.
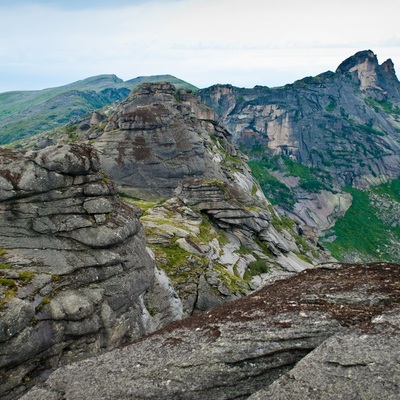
left=335, top=49, right=400, bottom=92
left=335, top=49, right=378, bottom=74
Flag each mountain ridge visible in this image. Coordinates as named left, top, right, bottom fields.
left=198, top=49, right=400, bottom=263
left=0, top=74, right=197, bottom=144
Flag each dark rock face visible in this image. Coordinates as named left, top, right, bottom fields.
left=93, top=83, right=207, bottom=200
left=0, top=144, right=155, bottom=399
left=21, top=262, right=400, bottom=400
left=199, top=50, right=400, bottom=188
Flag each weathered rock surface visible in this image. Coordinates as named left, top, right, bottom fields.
left=0, top=144, right=160, bottom=399
left=36, top=83, right=329, bottom=314
left=249, top=308, right=400, bottom=399
left=22, top=262, right=400, bottom=400
left=93, top=83, right=208, bottom=200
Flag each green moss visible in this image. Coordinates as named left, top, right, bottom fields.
left=150, top=242, right=204, bottom=286
left=147, top=307, right=158, bottom=317
left=214, top=264, right=248, bottom=293
left=323, top=185, right=400, bottom=262
left=0, top=278, right=17, bottom=288
left=35, top=297, right=52, bottom=312
left=51, top=274, right=62, bottom=282
left=244, top=257, right=270, bottom=280
left=0, top=288, right=16, bottom=308
left=0, top=262, right=12, bottom=270
left=0, top=248, right=7, bottom=256
left=17, top=271, right=35, bottom=284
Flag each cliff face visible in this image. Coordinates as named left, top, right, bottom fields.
left=199, top=50, right=400, bottom=262
left=199, top=50, right=400, bottom=188
left=0, top=144, right=159, bottom=399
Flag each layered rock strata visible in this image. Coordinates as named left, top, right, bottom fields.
left=36, top=83, right=328, bottom=314
left=89, top=83, right=329, bottom=311
left=0, top=144, right=156, bottom=399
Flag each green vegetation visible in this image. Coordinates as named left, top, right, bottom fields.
left=119, top=193, right=160, bottom=213
left=248, top=155, right=331, bottom=209
left=283, top=158, right=330, bottom=192
left=17, top=270, right=36, bottom=284
left=325, top=98, right=337, bottom=112
left=371, top=177, right=400, bottom=202
left=366, top=97, right=400, bottom=115
left=243, top=258, right=270, bottom=279
left=150, top=242, right=205, bottom=286
left=214, top=264, right=248, bottom=293
left=248, top=159, right=295, bottom=208
left=324, top=182, right=400, bottom=262
left=0, top=278, right=17, bottom=289
left=271, top=213, right=295, bottom=233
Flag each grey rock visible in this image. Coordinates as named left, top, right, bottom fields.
left=199, top=50, right=400, bottom=248
left=21, top=262, right=400, bottom=400
left=93, top=83, right=206, bottom=200
left=0, top=144, right=157, bottom=400
left=249, top=307, right=400, bottom=400
left=0, top=299, right=35, bottom=342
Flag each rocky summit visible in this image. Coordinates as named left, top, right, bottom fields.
left=199, top=50, right=400, bottom=188
left=21, top=262, right=400, bottom=400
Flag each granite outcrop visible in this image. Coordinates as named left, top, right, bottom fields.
left=22, top=262, right=400, bottom=400
left=0, top=144, right=164, bottom=399
left=75, top=83, right=329, bottom=314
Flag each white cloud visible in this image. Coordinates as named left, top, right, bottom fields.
left=0, top=0, right=399, bottom=91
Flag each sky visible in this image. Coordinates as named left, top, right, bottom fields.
left=0, top=0, right=399, bottom=92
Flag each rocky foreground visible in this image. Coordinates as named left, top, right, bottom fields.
left=22, top=262, right=400, bottom=400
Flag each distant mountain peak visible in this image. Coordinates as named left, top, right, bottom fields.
left=335, top=49, right=378, bottom=75
left=335, top=49, right=400, bottom=92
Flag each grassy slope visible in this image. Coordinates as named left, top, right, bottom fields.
left=0, top=74, right=198, bottom=144
left=323, top=179, right=400, bottom=262
left=248, top=151, right=400, bottom=263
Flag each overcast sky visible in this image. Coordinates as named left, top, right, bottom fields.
left=0, top=0, right=399, bottom=92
